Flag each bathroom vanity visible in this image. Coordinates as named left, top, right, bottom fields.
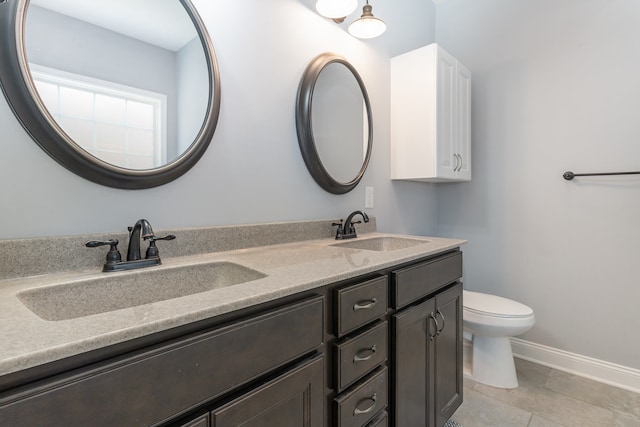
left=0, top=221, right=464, bottom=427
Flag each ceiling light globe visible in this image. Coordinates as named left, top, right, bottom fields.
left=348, top=13, right=386, bottom=39
left=315, top=0, right=358, bottom=19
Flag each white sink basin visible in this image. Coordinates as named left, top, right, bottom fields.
left=330, top=236, right=429, bottom=252
left=17, top=261, right=266, bottom=321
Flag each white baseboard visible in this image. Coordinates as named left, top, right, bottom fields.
left=511, top=338, right=640, bottom=394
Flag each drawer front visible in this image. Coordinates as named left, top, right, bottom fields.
left=392, top=251, right=462, bottom=308
left=335, top=321, right=388, bottom=392
left=334, top=367, right=388, bottom=427
left=365, top=411, right=388, bottom=427
left=0, top=296, right=324, bottom=427
left=211, top=355, right=324, bottom=427
left=336, top=276, right=388, bottom=337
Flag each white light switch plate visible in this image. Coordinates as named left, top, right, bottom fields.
left=365, top=186, right=374, bottom=208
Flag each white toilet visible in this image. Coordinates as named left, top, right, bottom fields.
left=463, top=290, right=535, bottom=389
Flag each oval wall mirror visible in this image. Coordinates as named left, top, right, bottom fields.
left=296, top=53, right=373, bottom=194
left=0, top=0, right=221, bottom=189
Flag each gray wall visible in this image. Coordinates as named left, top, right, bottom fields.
left=176, top=37, right=209, bottom=154
left=0, top=0, right=438, bottom=240
left=435, top=0, right=640, bottom=369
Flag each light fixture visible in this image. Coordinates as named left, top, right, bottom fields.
left=348, top=0, right=387, bottom=39
left=315, top=0, right=358, bottom=21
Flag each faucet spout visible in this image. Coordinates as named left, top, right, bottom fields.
left=127, top=219, right=155, bottom=261
left=339, top=210, right=369, bottom=239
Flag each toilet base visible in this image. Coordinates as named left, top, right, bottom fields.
left=469, top=335, right=519, bottom=389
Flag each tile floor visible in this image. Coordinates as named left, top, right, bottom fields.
left=451, top=358, right=640, bottom=427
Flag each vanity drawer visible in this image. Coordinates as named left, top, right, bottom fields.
left=334, top=321, right=388, bottom=392
left=0, top=296, right=324, bottom=427
left=392, top=251, right=462, bottom=308
left=335, top=276, right=388, bottom=337
left=365, top=411, right=388, bottom=427
left=334, top=367, right=388, bottom=427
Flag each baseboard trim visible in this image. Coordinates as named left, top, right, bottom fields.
left=511, top=338, right=640, bottom=394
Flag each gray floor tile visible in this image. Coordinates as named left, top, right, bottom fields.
left=457, top=357, right=640, bottom=427
left=527, top=415, right=565, bottom=427
left=452, top=388, right=531, bottom=427
left=545, top=370, right=640, bottom=420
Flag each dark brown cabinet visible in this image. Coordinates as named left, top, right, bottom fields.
left=0, top=296, right=324, bottom=427
left=393, top=283, right=463, bottom=427
left=210, top=355, right=324, bottom=427
left=0, top=248, right=463, bottom=427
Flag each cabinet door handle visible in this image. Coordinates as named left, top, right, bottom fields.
left=353, top=393, right=377, bottom=416
left=455, top=154, right=462, bottom=172
left=435, top=309, right=446, bottom=335
left=428, top=313, right=439, bottom=341
left=353, top=298, right=377, bottom=311
left=353, top=345, right=377, bottom=363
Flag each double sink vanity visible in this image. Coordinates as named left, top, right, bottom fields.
left=0, top=218, right=465, bottom=427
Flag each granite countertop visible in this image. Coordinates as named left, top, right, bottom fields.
left=0, top=231, right=465, bottom=378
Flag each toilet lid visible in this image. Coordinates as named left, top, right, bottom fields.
left=463, top=290, right=533, bottom=318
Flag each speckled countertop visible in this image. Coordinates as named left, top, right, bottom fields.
left=0, top=227, right=465, bottom=378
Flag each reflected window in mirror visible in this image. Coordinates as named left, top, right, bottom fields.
left=31, top=65, right=167, bottom=169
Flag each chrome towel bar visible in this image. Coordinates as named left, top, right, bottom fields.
left=563, top=171, right=640, bottom=180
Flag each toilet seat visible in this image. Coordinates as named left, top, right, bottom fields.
left=463, top=290, right=533, bottom=318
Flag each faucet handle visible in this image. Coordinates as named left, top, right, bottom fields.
left=145, top=234, right=176, bottom=258
left=86, top=239, right=122, bottom=264
left=332, top=220, right=344, bottom=240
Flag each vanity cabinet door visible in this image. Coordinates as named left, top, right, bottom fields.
left=210, top=355, right=324, bottom=427
left=392, top=282, right=463, bottom=427
left=434, top=284, right=463, bottom=427
left=393, top=297, right=436, bottom=427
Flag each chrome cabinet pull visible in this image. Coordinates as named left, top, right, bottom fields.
left=429, top=313, right=439, bottom=341
left=353, top=345, right=377, bottom=363
left=454, top=154, right=462, bottom=172
left=353, top=298, right=377, bottom=311
left=435, top=309, right=445, bottom=335
left=353, top=393, right=377, bottom=416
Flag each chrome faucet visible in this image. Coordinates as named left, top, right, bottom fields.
left=333, top=210, right=370, bottom=240
left=127, top=219, right=155, bottom=261
left=86, top=219, right=175, bottom=272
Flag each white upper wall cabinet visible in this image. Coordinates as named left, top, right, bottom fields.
left=391, top=44, right=471, bottom=182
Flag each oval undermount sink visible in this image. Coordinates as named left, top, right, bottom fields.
left=330, top=236, right=429, bottom=252
left=17, top=261, right=267, bottom=321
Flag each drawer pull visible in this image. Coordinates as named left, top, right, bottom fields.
left=353, top=345, right=377, bottom=363
left=353, top=298, right=378, bottom=311
left=353, top=393, right=377, bottom=416
left=435, top=309, right=445, bottom=335
left=428, top=313, right=438, bottom=341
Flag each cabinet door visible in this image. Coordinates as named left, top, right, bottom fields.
left=434, top=284, right=463, bottom=427
left=392, top=298, right=436, bottom=427
left=211, top=355, right=324, bottom=427
left=436, top=47, right=457, bottom=180
left=455, top=63, right=471, bottom=181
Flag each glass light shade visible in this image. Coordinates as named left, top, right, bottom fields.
left=315, top=0, right=358, bottom=19
left=348, top=5, right=386, bottom=39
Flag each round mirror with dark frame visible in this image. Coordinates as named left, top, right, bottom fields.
left=296, top=53, right=373, bottom=195
left=0, top=0, right=221, bottom=189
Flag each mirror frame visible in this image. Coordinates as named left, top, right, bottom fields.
left=0, top=0, right=221, bottom=189
left=296, top=53, right=373, bottom=195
